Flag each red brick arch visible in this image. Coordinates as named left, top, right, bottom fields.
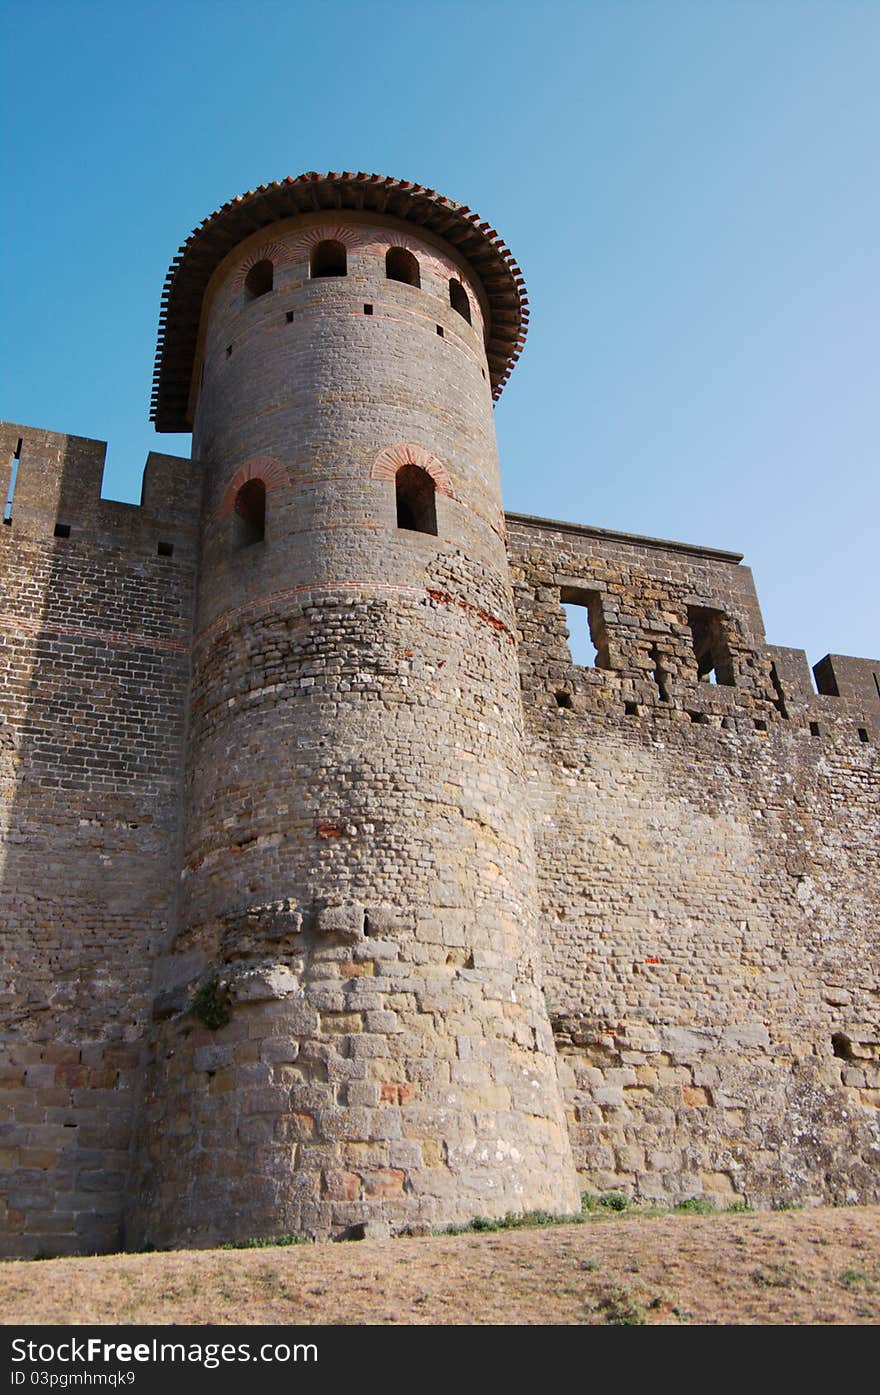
left=231, top=242, right=294, bottom=292
left=219, top=457, right=288, bottom=518
left=287, top=224, right=368, bottom=260
left=370, top=443, right=455, bottom=499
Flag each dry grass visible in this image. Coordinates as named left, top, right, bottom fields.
left=2, top=1204, right=879, bottom=1326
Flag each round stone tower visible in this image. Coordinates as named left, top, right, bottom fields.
left=130, top=172, right=580, bottom=1246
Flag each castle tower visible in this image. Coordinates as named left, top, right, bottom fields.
left=129, top=172, right=580, bottom=1246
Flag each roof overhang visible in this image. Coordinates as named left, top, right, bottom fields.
left=151, top=171, right=529, bottom=432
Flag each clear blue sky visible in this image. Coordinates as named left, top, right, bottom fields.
left=2, top=0, right=877, bottom=666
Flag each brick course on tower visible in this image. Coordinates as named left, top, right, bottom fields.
left=1, top=171, right=878, bottom=1258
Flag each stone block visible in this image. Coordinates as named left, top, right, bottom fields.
left=365, top=906, right=415, bottom=936
left=260, top=1039, right=301, bottom=1065
left=721, top=1024, right=770, bottom=1050
left=193, top=1045, right=234, bottom=1072
left=230, top=966, right=301, bottom=1002
left=661, top=1027, right=717, bottom=1060
left=316, top=905, right=365, bottom=940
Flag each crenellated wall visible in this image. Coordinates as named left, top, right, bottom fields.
left=0, top=423, right=201, bottom=1257
left=1, top=175, right=877, bottom=1259
left=1, top=428, right=877, bottom=1254
left=507, top=512, right=879, bottom=1208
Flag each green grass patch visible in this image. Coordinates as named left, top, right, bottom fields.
left=434, top=1206, right=589, bottom=1237
left=674, top=1196, right=716, bottom=1215
left=597, top=1192, right=632, bottom=1211
left=220, top=1234, right=307, bottom=1250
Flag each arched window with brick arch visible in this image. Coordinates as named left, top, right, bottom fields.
left=244, top=259, right=274, bottom=299
left=232, top=478, right=266, bottom=548
left=396, top=463, right=437, bottom=536
left=310, top=240, right=347, bottom=278
left=449, top=277, right=471, bottom=324
left=386, top=247, right=420, bottom=288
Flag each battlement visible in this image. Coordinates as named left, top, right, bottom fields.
left=1, top=170, right=877, bottom=1259
left=506, top=510, right=880, bottom=740
left=1, top=421, right=201, bottom=557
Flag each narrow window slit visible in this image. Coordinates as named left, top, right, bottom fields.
left=649, top=643, right=670, bottom=703
left=4, top=439, right=22, bottom=523
left=769, top=662, right=789, bottom=718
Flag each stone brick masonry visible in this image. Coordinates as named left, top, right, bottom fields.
left=0, top=172, right=877, bottom=1257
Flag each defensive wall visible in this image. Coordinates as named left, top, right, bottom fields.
left=0, top=170, right=877, bottom=1256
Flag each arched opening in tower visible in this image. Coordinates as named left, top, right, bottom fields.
left=449, top=277, right=471, bottom=324
left=232, top=478, right=266, bottom=548
left=395, top=463, right=437, bottom=536
left=386, top=247, right=420, bottom=288
left=244, top=259, right=274, bottom=299
left=310, top=240, right=347, bottom=278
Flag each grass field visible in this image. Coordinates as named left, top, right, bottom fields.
left=2, top=1203, right=878, bottom=1325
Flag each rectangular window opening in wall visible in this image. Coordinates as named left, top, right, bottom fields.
left=157, top=540, right=174, bottom=558
left=53, top=523, right=71, bottom=539
left=436, top=325, right=444, bottom=337
left=687, top=605, right=735, bottom=686
left=858, top=728, right=869, bottom=743
left=285, top=310, right=294, bottom=323
left=363, top=304, right=373, bottom=315
left=559, top=586, right=610, bottom=669
left=4, top=438, right=22, bottom=524
left=809, top=721, right=821, bottom=737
